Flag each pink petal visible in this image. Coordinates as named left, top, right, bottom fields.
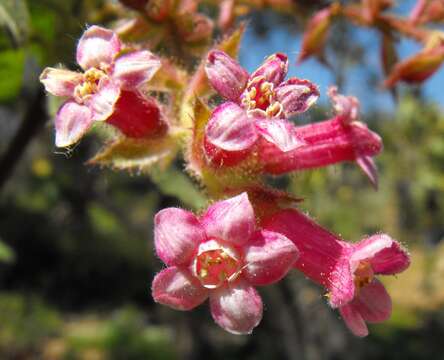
left=55, top=101, right=93, bottom=147
left=250, top=53, right=288, bottom=86
left=205, top=102, right=258, bottom=152
left=210, top=280, right=263, bottom=334
left=339, top=303, right=369, bottom=337
left=89, top=79, right=121, bottom=122
left=356, top=155, right=378, bottom=189
left=255, top=118, right=306, bottom=152
left=112, top=50, right=161, bottom=89
left=352, top=279, right=392, bottom=323
left=243, top=230, right=299, bottom=286
left=352, top=234, right=410, bottom=275
left=154, top=208, right=206, bottom=266
left=275, top=78, right=320, bottom=117
left=39, top=68, right=82, bottom=97
left=328, top=256, right=356, bottom=308
left=201, top=192, right=256, bottom=246
left=76, top=25, right=121, bottom=70
left=205, top=50, right=249, bottom=101
left=152, top=267, right=208, bottom=311
left=328, top=86, right=360, bottom=124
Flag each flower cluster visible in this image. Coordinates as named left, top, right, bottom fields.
left=39, top=23, right=411, bottom=337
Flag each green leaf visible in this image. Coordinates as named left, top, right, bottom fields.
left=151, top=167, right=207, bottom=210
left=0, top=0, right=30, bottom=46
left=0, top=239, right=15, bottom=263
left=0, top=49, right=25, bottom=102
left=88, top=136, right=178, bottom=173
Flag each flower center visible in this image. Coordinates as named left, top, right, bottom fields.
left=241, top=76, right=283, bottom=118
left=194, top=240, right=242, bottom=289
left=353, top=261, right=374, bottom=290
left=74, top=68, right=107, bottom=103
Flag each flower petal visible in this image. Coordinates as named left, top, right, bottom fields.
left=205, top=102, right=258, bottom=152
left=55, top=101, right=93, bottom=147
left=152, top=267, right=208, bottom=311
left=275, top=78, right=319, bottom=117
left=39, top=68, right=83, bottom=97
left=356, top=155, right=379, bottom=189
left=353, top=279, right=392, bottom=323
left=154, top=208, right=206, bottom=266
left=352, top=234, right=410, bottom=275
left=243, top=230, right=299, bottom=286
left=328, top=86, right=360, bottom=124
left=76, top=25, right=121, bottom=70
left=250, top=53, right=288, bottom=86
left=210, top=280, right=263, bottom=334
left=201, top=192, right=256, bottom=246
left=205, top=50, right=249, bottom=101
left=339, top=303, right=369, bottom=337
left=112, top=50, right=161, bottom=89
left=89, top=79, right=121, bottom=122
left=255, top=118, right=306, bottom=152
left=328, top=256, right=356, bottom=308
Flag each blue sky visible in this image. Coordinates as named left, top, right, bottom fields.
left=238, top=0, right=443, bottom=114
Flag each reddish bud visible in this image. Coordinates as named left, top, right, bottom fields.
left=146, top=0, right=173, bottom=22
left=177, top=13, right=214, bottom=43
left=118, top=0, right=148, bottom=11
left=297, top=3, right=341, bottom=63
left=384, top=34, right=444, bottom=87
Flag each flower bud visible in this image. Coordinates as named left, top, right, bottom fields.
left=297, top=3, right=341, bottom=63
left=384, top=33, right=444, bottom=87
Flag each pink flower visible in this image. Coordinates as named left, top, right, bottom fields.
left=263, top=208, right=410, bottom=337
left=151, top=193, right=299, bottom=334
left=204, top=50, right=319, bottom=167
left=40, top=25, right=165, bottom=147
left=259, top=87, right=383, bottom=187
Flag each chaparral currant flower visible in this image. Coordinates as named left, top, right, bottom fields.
left=204, top=50, right=319, bottom=166
left=40, top=25, right=165, bottom=147
left=263, top=208, right=410, bottom=337
left=151, top=192, right=299, bottom=334
left=259, top=86, right=383, bottom=187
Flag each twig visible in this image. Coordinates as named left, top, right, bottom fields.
left=0, top=88, right=47, bottom=191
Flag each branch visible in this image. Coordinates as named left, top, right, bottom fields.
left=0, top=87, right=47, bottom=191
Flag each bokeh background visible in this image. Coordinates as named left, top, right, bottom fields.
left=1, top=0, right=444, bottom=359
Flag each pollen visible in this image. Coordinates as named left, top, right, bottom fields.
left=74, top=67, right=107, bottom=102
left=195, top=244, right=241, bottom=289
left=353, top=261, right=374, bottom=290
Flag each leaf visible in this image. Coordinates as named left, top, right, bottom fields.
left=0, top=239, right=15, bottom=263
left=0, top=49, right=25, bottom=103
left=218, top=22, right=246, bottom=59
left=0, top=0, right=30, bottom=46
left=186, top=97, right=211, bottom=177
left=151, top=167, right=207, bottom=210
left=88, top=136, right=178, bottom=173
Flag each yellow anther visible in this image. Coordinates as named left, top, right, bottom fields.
left=200, top=269, right=208, bottom=278
left=265, top=102, right=283, bottom=117
left=260, top=82, right=272, bottom=95
left=249, top=87, right=257, bottom=99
